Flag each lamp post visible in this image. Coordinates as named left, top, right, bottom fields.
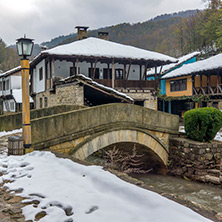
left=16, top=36, right=34, bottom=152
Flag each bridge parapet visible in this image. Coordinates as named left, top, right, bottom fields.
left=31, top=103, right=179, bottom=150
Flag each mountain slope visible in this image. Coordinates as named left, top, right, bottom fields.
left=41, top=10, right=199, bottom=57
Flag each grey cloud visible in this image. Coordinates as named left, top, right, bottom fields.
left=0, top=0, right=204, bottom=45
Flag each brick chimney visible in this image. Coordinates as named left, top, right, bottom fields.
left=75, top=26, right=89, bottom=40
left=98, top=31, right=109, bottom=40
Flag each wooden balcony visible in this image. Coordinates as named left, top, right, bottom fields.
left=95, top=79, right=156, bottom=89
left=193, top=84, right=222, bottom=95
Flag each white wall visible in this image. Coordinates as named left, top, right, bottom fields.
left=33, top=59, right=45, bottom=93
left=55, top=60, right=73, bottom=78
left=32, top=58, right=144, bottom=94
left=10, top=76, right=21, bottom=89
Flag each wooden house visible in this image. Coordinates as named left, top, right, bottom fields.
left=30, top=37, right=177, bottom=109
left=0, top=66, right=34, bottom=112
left=161, top=53, right=222, bottom=117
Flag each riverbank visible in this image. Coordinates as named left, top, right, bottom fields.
left=0, top=133, right=26, bottom=222
left=55, top=151, right=222, bottom=222
left=0, top=133, right=220, bottom=222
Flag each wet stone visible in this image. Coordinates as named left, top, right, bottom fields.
left=35, top=211, right=46, bottom=220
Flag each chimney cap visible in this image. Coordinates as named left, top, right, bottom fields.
left=75, top=26, right=89, bottom=30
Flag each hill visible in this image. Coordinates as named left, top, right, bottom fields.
left=41, top=10, right=199, bottom=57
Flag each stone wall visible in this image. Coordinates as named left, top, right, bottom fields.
left=168, top=136, right=222, bottom=185
left=118, top=89, right=157, bottom=110
left=0, top=105, right=84, bottom=132
left=35, top=84, right=84, bottom=109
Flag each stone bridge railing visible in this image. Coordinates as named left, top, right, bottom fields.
left=31, top=103, right=179, bottom=150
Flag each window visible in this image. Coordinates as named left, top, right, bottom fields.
left=170, top=79, right=187, bottom=92
left=103, top=68, right=112, bottom=79
left=39, top=97, right=43, bottom=108
left=70, top=67, right=75, bottom=76
left=115, top=69, right=124, bottom=79
left=39, top=67, right=43, bottom=81
left=0, top=81, right=2, bottom=90
left=6, top=80, right=9, bottom=90
left=10, top=102, right=14, bottom=110
left=88, top=68, right=99, bottom=79
left=3, top=81, right=5, bottom=90
left=44, top=97, right=48, bottom=107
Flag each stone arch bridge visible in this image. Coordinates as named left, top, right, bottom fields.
left=31, top=103, right=179, bottom=167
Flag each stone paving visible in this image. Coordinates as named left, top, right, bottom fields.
left=0, top=133, right=26, bottom=222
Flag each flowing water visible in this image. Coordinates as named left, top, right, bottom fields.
left=134, top=174, right=222, bottom=214
left=86, top=154, right=222, bottom=216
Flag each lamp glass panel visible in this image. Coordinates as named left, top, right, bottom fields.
left=22, top=39, right=33, bottom=56
left=16, top=41, right=23, bottom=56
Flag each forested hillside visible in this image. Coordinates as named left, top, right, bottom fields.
left=42, top=10, right=199, bottom=57
left=0, top=39, right=19, bottom=73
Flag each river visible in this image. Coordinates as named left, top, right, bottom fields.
left=86, top=154, right=222, bottom=220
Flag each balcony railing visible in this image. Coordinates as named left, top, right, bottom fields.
left=95, top=79, right=155, bottom=89
left=193, top=84, right=222, bottom=95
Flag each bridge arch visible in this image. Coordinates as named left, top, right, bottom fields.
left=69, top=128, right=169, bottom=166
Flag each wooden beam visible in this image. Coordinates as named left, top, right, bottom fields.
left=107, top=63, right=110, bottom=80
left=217, top=71, right=219, bottom=93
left=124, top=64, right=127, bottom=88
left=90, top=62, right=93, bottom=78
left=142, top=63, right=148, bottom=80
left=45, top=60, right=47, bottom=91
left=51, top=58, right=55, bottom=88
left=76, top=58, right=79, bottom=75
left=192, top=75, right=195, bottom=95
left=207, top=74, right=210, bottom=94
left=126, top=62, right=132, bottom=80
left=93, top=59, right=98, bottom=80
left=112, top=60, right=115, bottom=88
left=154, top=66, right=158, bottom=90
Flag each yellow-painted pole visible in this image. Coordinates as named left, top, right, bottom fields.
left=21, top=59, right=31, bottom=152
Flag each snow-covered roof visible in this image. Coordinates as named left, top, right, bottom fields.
left=33, top=37, right=177, bottom=65
left=0, top=66, right=21, bottom=78
left=147, top=52, right=200, bottom=76
left=162, top=53, right=222, bottom=79
left=60, top=74, right=134, bottom=102
left=12, top=89, right=33, bottom=103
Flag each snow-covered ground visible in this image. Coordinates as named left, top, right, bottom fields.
left=0, top=128, right=22, bottom=138
left=0, top=150, right=211, bottom=222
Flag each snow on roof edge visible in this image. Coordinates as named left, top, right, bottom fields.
left=31, top=37, right=178, bottom=66
left=147, top=51, right=200, bottom=76
left=60, top=74, right=134, bottom=102
left=161, top=53, right=222, bottom=79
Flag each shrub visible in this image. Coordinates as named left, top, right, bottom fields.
left=184, top=107, right=222, bottom=142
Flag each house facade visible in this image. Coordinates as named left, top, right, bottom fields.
left=147, top=52, right=200, bottom=115
left=0, top=66, right=33, bottom=112
left=30, top=37, right=177, bottom=110
left=161, top=53, right=222, bottom=117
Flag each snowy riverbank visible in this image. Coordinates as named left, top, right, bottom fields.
left=0, top=150, right=211, bottom=222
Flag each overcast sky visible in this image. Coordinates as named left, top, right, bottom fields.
left=1, top=0, right=205, bottom=45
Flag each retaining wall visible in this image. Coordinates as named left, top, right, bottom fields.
left=169, top=136, right=222, bottom=185
left=0, top=105, right=85, bottom=132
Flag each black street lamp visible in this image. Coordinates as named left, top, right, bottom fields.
left=16, top=36, right=34, bottom=152
left=16, top=37, right=34, bottom=58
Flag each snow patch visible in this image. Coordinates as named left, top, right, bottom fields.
left=0, top=151, right=211, bottom=222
